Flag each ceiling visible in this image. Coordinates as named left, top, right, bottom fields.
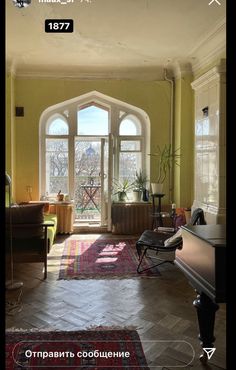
left=6, top=0, right=226, bottom=78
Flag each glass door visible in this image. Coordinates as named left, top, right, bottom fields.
left=74, top=137, right=110, bottom=228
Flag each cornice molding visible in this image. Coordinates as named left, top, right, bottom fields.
left=188, top=17, right=226, bottom=56
left=191, top=42, right=226, bottom=75
left=14, top=67, right=166, bottom=81
left=191, top=60, right=225, bottom=90
left=190, top=17, right=226, bottom=75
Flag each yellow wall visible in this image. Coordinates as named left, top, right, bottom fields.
left=6, top=72, right=16, bottom=200
left=13, top=77, right=175, bottom=202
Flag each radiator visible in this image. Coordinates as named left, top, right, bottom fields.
left=111, top=202, right=152, bottom=234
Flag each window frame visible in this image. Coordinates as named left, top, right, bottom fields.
left=45, top=137, right=69, bottom=196
left=39, top=92, right=150, bottom=200
left=46, top=113, right=69, bottom=135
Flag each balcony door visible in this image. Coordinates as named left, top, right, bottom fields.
left=74, top=137, right=111, bottom=228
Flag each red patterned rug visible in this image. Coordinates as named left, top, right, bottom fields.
left=6, top=329, right=149, bottom=369
left=58, top=238, right=160, bottom=279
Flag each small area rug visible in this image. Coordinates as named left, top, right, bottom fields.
left=58, top=238, right=160, bottom=279
left=6, top=329, right=149, bottom=370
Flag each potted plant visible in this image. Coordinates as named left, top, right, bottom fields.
left=112, top=178, right=134, bottom=202
left=149, top=144, right=180, bottom=194
left=133, top=170, right=148, bottom=202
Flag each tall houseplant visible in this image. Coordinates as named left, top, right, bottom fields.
left=149, top=144, right=180, bottom=194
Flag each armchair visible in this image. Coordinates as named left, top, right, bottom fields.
left=136, top=208, right=206, bottom=273
left=5, top=204, right=54, bottom=279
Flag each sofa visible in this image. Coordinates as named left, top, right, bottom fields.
left=5, top=203, right=57, bottom=279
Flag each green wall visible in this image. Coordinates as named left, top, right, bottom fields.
left=13, top=77, right=175, bottom=202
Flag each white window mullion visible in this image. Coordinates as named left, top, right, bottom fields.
left=69, top=136, right=74, bottom=200
left=69, top=106, right=77, bottom=199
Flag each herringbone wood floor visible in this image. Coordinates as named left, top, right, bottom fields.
left=6, top=233, right=226, bottom=369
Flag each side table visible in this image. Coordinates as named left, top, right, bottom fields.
left=151, top=193, right=165, bottom=229
left=49, top=202, right=74, bottom=234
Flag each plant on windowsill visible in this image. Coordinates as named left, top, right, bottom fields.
left=133, top=170, right=148, bottom=202
left=149, top=144, right=181, bottom=194
left=112, top=178, right=134, bottom=202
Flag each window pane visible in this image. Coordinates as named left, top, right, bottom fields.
left=119, top=116, right=141, bottom=135
left=119, top=152, right=142, bottom=182
left=120, top=140, right=140, bottom=151
left=46, top=139, right=68, bottom=194
left=47, top=118, right=68, bottom=135
left=77, top=105, right=108, bottom=135
left=74, top=140, right=102, bottom=218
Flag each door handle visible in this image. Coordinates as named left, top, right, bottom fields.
left=99, top=172, right=107, bottom=179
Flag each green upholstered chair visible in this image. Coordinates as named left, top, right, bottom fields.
left=6, top=204, right=56, bottom=279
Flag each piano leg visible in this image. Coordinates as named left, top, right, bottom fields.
left=193, top=292, right=219, bottom=363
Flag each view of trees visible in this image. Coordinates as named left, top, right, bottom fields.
left=46, top=139, right=140, bottom=219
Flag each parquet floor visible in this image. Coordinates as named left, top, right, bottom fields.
left=6, top=233, right=226, bottom=369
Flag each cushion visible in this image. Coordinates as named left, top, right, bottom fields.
left=43, top=213, right=57, bottom=249
left=174, top=208, right=186, bottom=229
left=164, top=228, right=182, bottom=246
left=6, top=204, right=44, bottom=238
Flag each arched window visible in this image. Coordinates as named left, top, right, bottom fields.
left=40, top=91, right=150, bottom=227
left=77, top=105, right=109, bottom=135
left=119, top=115, right=141, bottom=135
left=44, top=115, right=69, bottom=196
left=118, top=115, right=143, bottom=182
left=47, top=116, right=69, bottom=135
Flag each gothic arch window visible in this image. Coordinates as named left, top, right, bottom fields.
left=118, top=114, right=143, bottom=182
left=44, top=114, right=69, bottom=196
left=39, top=92, right=150, bottom=218
left=119, top=114, right=141, bottom=135
left=77, top=104, right=109, bottom=136
left=46, top=114, right=69, bottom=135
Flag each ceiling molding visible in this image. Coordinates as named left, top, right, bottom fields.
left=191, top=43, right=226, bottom=75
left=191, top=61, right=225, bottom=90
left=14, top=67, right=166, bottom=81
left=189, top=17, right=226, bottom=74
left=188, top=17, right=226, bottom=56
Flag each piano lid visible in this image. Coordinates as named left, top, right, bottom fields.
left=176, top=224, right=226, bottom=303
left=181, top=224, right=226, bottom=247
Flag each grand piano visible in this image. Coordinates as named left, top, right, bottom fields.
left=175, top=224, right=226, bottom=363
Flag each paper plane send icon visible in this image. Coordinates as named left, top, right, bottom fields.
left=203, top=348, right=216, bottom=360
